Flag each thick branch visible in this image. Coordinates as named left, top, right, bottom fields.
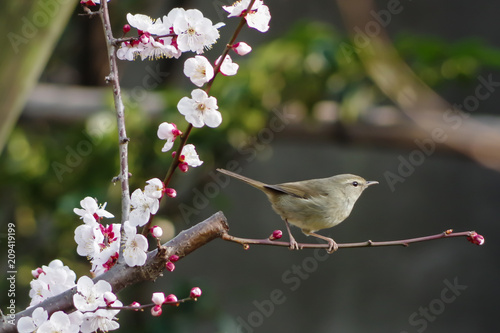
left=222, top=230, right=482, bottom=251
left=0, top=212, right=228, bottom=333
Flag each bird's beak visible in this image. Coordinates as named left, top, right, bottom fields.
left=366, top=181, right=379, bottom=186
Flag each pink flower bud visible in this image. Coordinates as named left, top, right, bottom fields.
left=190, top=287, right=202, bottom=299
left=104, top=291, right=117, bottom=306
left=179, top=162, right=189, bottom=173
left=169, top=254, right=180, bottom=262
left=152, top=292, right=166, bottom=305
left=171, top=124, right=182, bottom=138
left=166, top=261, right=176, bottom=272
left=165, top=188, right=177, bottom=198
left=165, top=294, right=178, bottom=306
left=130, top=301, right=141, bottom=311
left=233, top=42, right=252, bottom=56
left=151, top=304, right=162, bottom=316
left=123, top=24, right=131, bottom=34
left=269, top=230, right=283, bottom=240
left=467, top=232, right=485, bottom=245
left=150, top=226, right=163, bottom=238
left=171, top=151, right=177, bottom=158
left=32, top=267, right=44, bottom=278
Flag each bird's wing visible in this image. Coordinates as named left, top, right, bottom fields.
left=264, top=180, right=328, bottom=199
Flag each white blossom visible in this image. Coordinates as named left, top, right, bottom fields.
left=17, top=307, right=48, bottom=333
left=173, top=8, right=224, bottom=54
left=129, top=188, right=159, bottom=227
left=144, top=178, right=164, bottom=199
left=74, top=224, right=104, bottom=257
left=29, top=260, right=76, bottom=306
left=216, top=54, right=239, bottom=76
left=177, top=89, right=221, bottom=128
left=80, top=302, right=122, bottom=333
left=37, top=311, right=79, bottom=333
left=184, top=55, right=214, bottom=87
left=73, top=276, right=113, bottom=312
left=223, top=0, right=270, bottom=32
left=157, top=122, right=182, bottom=152
left=122, top=221, right=148, bottom=267
left=74, top=197, right=114, bottom=225
left=180, top=144, right=203, bottom=167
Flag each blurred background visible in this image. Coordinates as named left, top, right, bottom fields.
left=1, top=0, right=500, bottom=332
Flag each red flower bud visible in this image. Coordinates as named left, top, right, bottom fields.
left=467, top=232, right=485, bottom=246
left=269, top=230, right=283, bottom=240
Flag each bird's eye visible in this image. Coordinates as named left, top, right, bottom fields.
left=352, top=181, right=359, bottom=187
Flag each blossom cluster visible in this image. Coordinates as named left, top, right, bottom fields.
left=73, top=179, right=165, bottom=276
left=116, top=1, right=271, bottom=170
left=20, top=275, right=121, bottom=333
left=19, top=1, right=272, bottom=331
left=117, top=9, right=224, bottom=61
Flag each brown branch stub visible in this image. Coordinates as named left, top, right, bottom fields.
left=0, top=212, right=228, bottom=333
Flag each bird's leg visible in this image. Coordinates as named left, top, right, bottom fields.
left=303, top=231, right=338, bottom=253
left=283, top=219, right=300, bottom=250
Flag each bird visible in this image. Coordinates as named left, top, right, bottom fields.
left=217, top=168, right=378, bottom=253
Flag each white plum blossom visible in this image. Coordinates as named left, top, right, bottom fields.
left=246, top=4, right=270, bottom=32
left=117, top=8, right=223, bottom=60
left=129, top=188, right=159, bottom=227
left=117, top=13, right=181, bottom=61
left=177, top=89, right=221, bottom=128
left=74, top=197, right=114, bottom=225
left=37, top=311, right=79, bottom=333
left=91, top=243, right=119, bottom=277
left=184, top=55, right=214, bottom=87
left=173, top=8, right=224, bottom=54
left=116, top=41, right=144, bottom=61
left=216, top=54, right=239, bottom=76
left=223, top=0, right=271, bottom=33
left=126, top=13, right=156, bottom=32
left=144, top=178, right=165, bottom=199
left=157, top=122, right=182, bottom=152
left=80, top=301, right=122, bottom=333
left=233, top=41, right=252, bottom=55
left=67, top=311, right=84, bottom=328
left=73, top=276, right=114, bottom=312
left=74, top=224, right=104, bottom=257
left=138, top=36, right=181, bottom=60
left=223, top=0, right=258, bottom=17
left=180, top=144, right=203, bottom=168
left=29, top=260, right=77, bottom=306
left=17, top=307, right=48, bottom=333
left=122, top=221, right=148, bottom=267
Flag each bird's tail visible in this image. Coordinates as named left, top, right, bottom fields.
left=216, top=168, right=267, bottom=190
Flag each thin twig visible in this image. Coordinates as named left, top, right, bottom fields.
left=98, top=1, right=130, bottom=256
left=141, top=0, right=257, bottom=236
left=222, top=230, right=481, bottom=251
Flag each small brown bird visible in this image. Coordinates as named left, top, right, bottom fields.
left=217, top=168, right=378, bottom=253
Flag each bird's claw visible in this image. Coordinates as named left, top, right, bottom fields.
left=288, top=236, right=300, bottom=250
left=326, top=240, right=338, bottom=253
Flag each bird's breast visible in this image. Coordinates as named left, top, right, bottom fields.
left=270, top=194, right=352, bottom=232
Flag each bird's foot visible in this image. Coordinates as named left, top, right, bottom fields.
left=289, top=238, right=300, bottom=250
left=326, top=239, right=338, bottom=253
